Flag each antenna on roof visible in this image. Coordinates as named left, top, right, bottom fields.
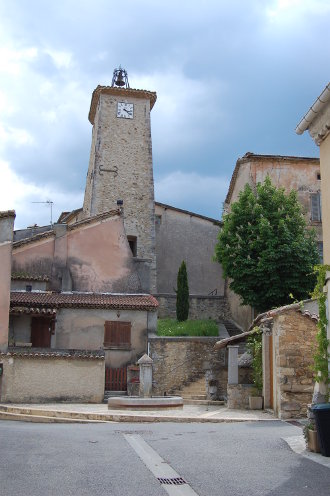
left=31, top=200, right=54, bottom=226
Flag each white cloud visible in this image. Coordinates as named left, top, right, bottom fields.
left=266, top=0, right=330, bottom=22
left=0, top=161, right=83, bottom=229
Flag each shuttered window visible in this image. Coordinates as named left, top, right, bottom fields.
left=311, top=193, right=322, bottom=222
left=104, top=321, right=131, bottom=348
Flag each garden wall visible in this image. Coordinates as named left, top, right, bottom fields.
left=272, top=308, right=317, bottom=419
left=0, top=349, right=105, bottom=403
left=155, top=294, right=230, bottom=320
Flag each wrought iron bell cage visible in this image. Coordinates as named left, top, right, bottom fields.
left=111, top=67, right=130, bottom=88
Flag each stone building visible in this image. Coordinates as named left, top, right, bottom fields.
left=55, top=69, right=227, bottom=321
left=215, top=300, right=319, bottom=419
left=223, top=152, right=322, bottom=329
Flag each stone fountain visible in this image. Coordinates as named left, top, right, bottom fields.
left=107, top=354, right=183, bottom=409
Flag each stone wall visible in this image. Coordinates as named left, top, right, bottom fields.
left=155, top=294, right=230, bottom=320
left=0, top=351, right=105, bottom=403
left=82, top=88, right=157, bottom=292
left=149, top=336, right=227, bottom=399
left=155, top=203, right=224, bottom=295
left=227, top=384, right=255, bottom=409
left=273, top=310, right=317, bottom=419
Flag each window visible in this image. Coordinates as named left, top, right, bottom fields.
left=317, top=172, right=321, bottom=180
left=127, top=236, right=137, bottom=257
left=317, top=242, right=324, bottom=264
left=104, top=321, right=131, bottom=348
left=310, top=193, right=322, bottom=222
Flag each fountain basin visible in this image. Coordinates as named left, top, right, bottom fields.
left=108, top=396, right=183, bottom=410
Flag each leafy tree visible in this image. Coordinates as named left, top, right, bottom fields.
left=176, top=261, right=189, bottom=321
left=215, top=176, right=319, bottom=313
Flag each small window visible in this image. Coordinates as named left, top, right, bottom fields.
left=317, top=172, right=321, bottom=180
left=317, top=242, right=324, bottom=264
left=127, top=236, right=137, bottom=257
left=104, top=321, right=131, bottom=348
left=310, top=193, right=322, bottom=222
left=155, top=215, right=162, bottom=226
left=26, top=285, right=32, bottom=292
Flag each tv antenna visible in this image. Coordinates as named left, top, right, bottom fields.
left=31, top=200, right=54, bottom=226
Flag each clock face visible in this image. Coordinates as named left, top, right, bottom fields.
left=117, top=102, right=134, bottom=119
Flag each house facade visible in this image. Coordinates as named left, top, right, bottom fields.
left=223, top=152, right=322, bottom=329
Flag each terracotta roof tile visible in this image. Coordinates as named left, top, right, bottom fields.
left=1, top=349, right=105, bottom=360
left=11, top=273, right=50, bottom=282
left=10, top=291, right=158, bottom=311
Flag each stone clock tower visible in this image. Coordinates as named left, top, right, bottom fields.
left=83, top=68, right=157, bottom=293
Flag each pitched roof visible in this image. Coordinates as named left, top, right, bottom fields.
left=10, top=291, right=158, bottom=311
left=1, top=349, right=105, bottom=360
left=11, top=273, right=50, bottom=282
left=296, top=82, right=330, bottom=136
left=89, top=86, right=157, bottom=124
left=155, top=201, right=221, bottom=225
left=12, top=209, right=120, bottom=249
left=225, top=152, right=320, bottom=205
left=214, top=301, right=318, bottom=349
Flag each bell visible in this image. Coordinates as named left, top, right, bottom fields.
left=115, top=70, right=125, bottom=87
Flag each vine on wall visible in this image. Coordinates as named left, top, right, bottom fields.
left=312, top=265, right=330, bottom=400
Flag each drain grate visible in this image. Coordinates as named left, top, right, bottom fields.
left=158, top=477, right=187, bottom=485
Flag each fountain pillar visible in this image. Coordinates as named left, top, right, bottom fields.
left=138, top=354, right=153, bottom=398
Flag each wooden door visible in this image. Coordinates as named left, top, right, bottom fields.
left=105, top=367, right=127, bottom=391
left=31, top=317, right=51, bottom=348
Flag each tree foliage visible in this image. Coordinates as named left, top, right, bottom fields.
left=176, top=261, right=189, bottom=321
left=215, top=176, right=319, bottom=313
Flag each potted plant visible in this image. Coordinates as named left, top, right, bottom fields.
left=303, top=420, right=320, bottom=453
left=247, top=327, right=263, bottom=409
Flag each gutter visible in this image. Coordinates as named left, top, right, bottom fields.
left=295, top=82, right=330, bottom=135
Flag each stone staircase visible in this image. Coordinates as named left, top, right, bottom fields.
left=173, top=376, right=224, bottom=406
left=174, top=376, right=207, bottom=400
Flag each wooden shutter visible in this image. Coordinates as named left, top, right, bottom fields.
left=311, top=193, right=321, bottom=222
left=104, top=321, right=131, bottom=347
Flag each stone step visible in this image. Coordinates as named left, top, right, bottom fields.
left=0, top=405, right=113, bottom=423
left=183, top=399, right=225, bottom=406
left=0, top=410, right=107, bottom=424
left=182, top=394, right=207, bottom=400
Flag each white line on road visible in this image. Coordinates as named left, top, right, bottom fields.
left=124, top=434, right=200, bottom=496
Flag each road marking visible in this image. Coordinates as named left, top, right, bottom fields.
left=124, top=434, right=200, bottom=496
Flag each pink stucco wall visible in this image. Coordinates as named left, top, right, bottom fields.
left=11, top=213, right=140, bottom=293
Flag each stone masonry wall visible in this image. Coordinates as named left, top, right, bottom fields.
left=149, top=336, right=227, bottom=399
left=155, top=294, right=230, bottom=320
left=273, top=310, right=317, bottom=419
left=227, top=384, right=255, bottom=409
left=83, top=89, right=156, bottom=292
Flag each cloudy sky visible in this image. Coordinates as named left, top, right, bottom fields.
left=0, top=0, right=329, bottom=229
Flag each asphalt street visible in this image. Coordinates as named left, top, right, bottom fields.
left=0, top=420, right=329, bottom=496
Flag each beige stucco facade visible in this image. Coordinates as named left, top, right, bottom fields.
left=0, top=211, right=15, bottom=351
left=0, top=353, right=105, bottom=403
left=55, top=307, right=156, bottom=368
left=320, top=136, right=330, bottom=263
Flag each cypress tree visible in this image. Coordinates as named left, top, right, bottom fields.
left=176, top=261, right=189, bottom=321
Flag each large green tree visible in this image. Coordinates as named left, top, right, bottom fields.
left=215, top=176, right=319, bottom=313
left=176, top=261, right=189, bottom=321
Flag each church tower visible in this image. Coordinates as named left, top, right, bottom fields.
left=83, top=68, right=157, bottom=293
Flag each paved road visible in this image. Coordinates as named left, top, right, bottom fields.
left=0, top=420, right=329, bottom=496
